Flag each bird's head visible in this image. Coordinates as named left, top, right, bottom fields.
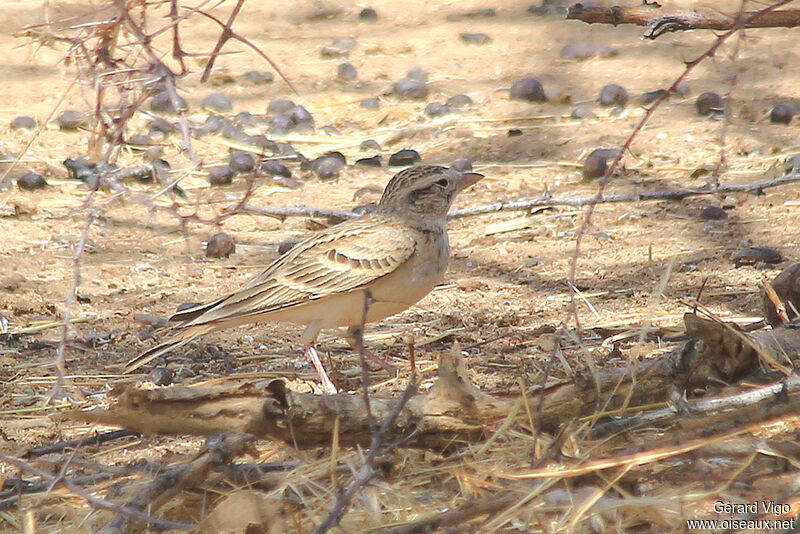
left=378, top=165, right=483, bottom=219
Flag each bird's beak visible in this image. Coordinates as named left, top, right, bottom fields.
left=456, top=172, right=484, bottom=192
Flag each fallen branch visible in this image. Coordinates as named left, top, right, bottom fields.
left=566, top=4, right=800, bottom=38
left=74, top=314, right=800, bottom=450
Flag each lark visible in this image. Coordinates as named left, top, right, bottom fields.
left=125, top=165, right=483, bottom=392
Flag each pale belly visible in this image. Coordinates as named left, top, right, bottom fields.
left=261, top=245, right=446, bottom=330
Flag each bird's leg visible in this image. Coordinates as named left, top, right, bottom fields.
left=346, top=326, right=398, bottom=371
left=301, top=321, right=337, bottom=394
left=304, top=344, right=337, bottom=394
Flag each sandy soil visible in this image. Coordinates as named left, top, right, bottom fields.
left=1, top=0, right=800, bottom=531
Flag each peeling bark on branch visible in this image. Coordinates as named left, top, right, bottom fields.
left=566, top=4, right=800, bottom=38
left=75, top=315, right=800, bottom=450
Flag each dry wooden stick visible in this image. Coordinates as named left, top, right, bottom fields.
left=237, top=170, right=800, bottom=223
left=75, top=314, right=800, bottom=450
left=566, top=4, right=800, bottom=39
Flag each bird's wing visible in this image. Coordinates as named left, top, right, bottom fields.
left=176, top=215, right=418, bottom=327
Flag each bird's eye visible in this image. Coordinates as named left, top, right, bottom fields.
left=435, top=179, right=448, bottom=187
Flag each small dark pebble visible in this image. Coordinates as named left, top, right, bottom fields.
left=135, top=328, right=155, bottom=341
left=460, top=32, right=491, bottom=44
left=246, top=135, right=278, bottom=153
left=675, top=83, right=691, bottom=96
left=734, top=246, right=782, bottom=268
left=406, top=66, right=429, bottom=82
left=143, top=147, right=164, bottom=163
left=507, top=129, right=523, bottom=137
left=450, top=158, right=473, bottom=172
left=268, top=99, right=296, bottom=114
left=353, top=185, right=384, bottom=200
left=241, top=70, right=274, bottom=84
left=770, top=103, right=794, bottom=125
left=261, top=160, right=292, bottom=177
left=359, top=7, right=378, bottom=21
left=297, top=153, right=312, bottom=170
left=319, top=125, right=341, bottom=136
left=148, top=117, right=175, bottom=135
left=510, top=77, right=546, bottom=102
left=206, top=232, right=236, bottom=259
left=150, top=90, right=188, bottom=113
left=353, top=203, right=377, bottom=215
left=76, top=293, right=92, bottom=304
left=695, top=92, right=723, bottom=116
left=321, top=38, right=356, bottom=58
left=323, top=151, right=346, bottom=164
left=278, top=241, right=299, bottom=255
left=274, top=176, right=304, bottom=189
left=208, top=165, right=235, bottom=186
left=332, top=37, right=357, bottom=51
left=321, top=46, right=350, bottom=58
left=63, top=157, right=96, bottom=180
left=583, top=148, right=622, bottom=180
left=560, top=42, right=618, bottom=60
left=446, top=94, right=473, bottom=108
left=202, top=92, right=233, bottom=112
left=599, top=84, right=628, bottom=107
left=360, top=139, right=381, bottom=151
left=269, top=105, right=314, bottom=134
left=221, top=124, right=250, bottom=143
left=273, top=142, right=296, bottom=156
left=356, top=155, right=382, bottom=167
left=127, top=133, right=151, bottom=147
left=10, top=116, right=37, bottom=130
left=641, top=89, right=668, bottom=105
left=305, top=7, right=342, bottom=21
left=148, top=367, right=174, bottom=386
left=17, top=172, right=47, bottom=190
left=176, top=302, right=202, bottom=313
left=196, top=114, right=229, bottom=136
left=234, top=111, right=257, bottom=128
left=388, top=149, right=421, bottom=166
left=425, top=102, right=454, bottom=117
left=571, top=105, right=597, bottom=119
left=762, top=262, right=800, bottom=326
left=337, top=62, right=358, bottom=81
left=134, top=313, right=168, bottom=328
left=57, top=110, right=87, bottom=130
left=311, top=154, right=345, bottom=179
left=229, top=151, right=256, bottom=173
left=290, top=105, right=315, bottom=131
left=446, top=8, right=497, bottom=20
left=392, top=78, right=430, bottom=100
left=700, top=206, right=727, bottom=220
left=784, top=155, right=800, bottom=174
left=360, top=97, right=381, bottom=110
left=269, top=113, right=294, bottom=135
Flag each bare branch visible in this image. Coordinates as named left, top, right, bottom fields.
left=566, top=4, right=800, bottom=38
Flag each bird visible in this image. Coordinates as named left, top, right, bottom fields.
left=124, top=165, right=483, bottom=392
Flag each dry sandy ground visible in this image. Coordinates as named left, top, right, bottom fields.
left=1, top=0, right=800, bottom=531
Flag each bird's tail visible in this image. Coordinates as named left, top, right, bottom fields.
left=123, top=324, right=215, bottom=374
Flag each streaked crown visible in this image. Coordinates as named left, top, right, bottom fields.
left=378, top=165, right=483, bottom=219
